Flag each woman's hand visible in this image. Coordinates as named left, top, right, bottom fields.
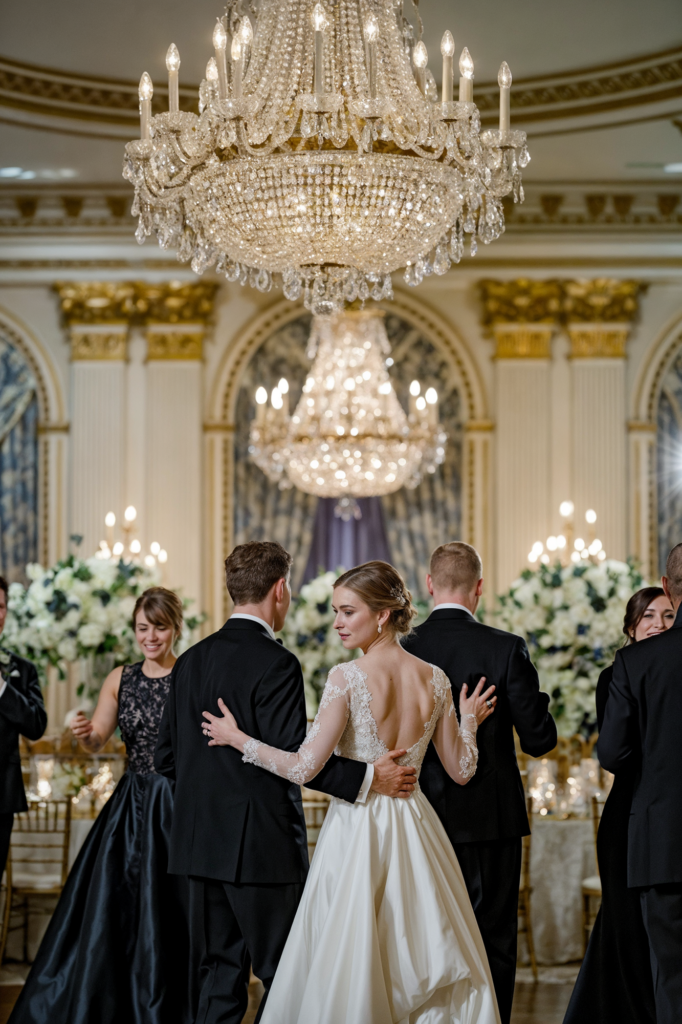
left=71, top=711, right=94, bottom=741
left=460, top=677, right=497, bottom=726
left=202, top=698, right=242, bottom=748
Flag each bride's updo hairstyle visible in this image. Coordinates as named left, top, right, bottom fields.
left=333, top=561, right=417, bottom=638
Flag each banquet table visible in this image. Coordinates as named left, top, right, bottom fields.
left=524, top=817, right=597, bottom=964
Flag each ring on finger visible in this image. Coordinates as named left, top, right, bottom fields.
left=485, top=699, right=493, bottom=709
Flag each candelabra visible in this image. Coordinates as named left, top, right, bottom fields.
left=123, top=0, right=529, bottom=316
left=99, top=507, right=168, bottom=569
left=529, top=502, right=605, bottom=567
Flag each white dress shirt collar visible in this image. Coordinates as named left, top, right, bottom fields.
left=432, top=602, right=475, bottom=618
left=229, top=613, right=276, bottom=640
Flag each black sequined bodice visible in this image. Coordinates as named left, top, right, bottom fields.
left=118, top=662, right=172, bottom=775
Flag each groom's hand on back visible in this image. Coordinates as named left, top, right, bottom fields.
left=371, top=750, right=417, bottom=799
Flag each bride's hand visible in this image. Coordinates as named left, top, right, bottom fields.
left=459, top=677, right=497, bottom=726
left=202, top=698, right=241, bottom=747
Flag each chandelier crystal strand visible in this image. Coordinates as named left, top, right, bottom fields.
left=249, top=310, right=446, bottom=497
left=124, top=0, right=529, bottom=315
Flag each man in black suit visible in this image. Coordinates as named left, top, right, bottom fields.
left=155, top=541, right=416, bottom=1024
left=403, top=542, right=557, bottom=1024
left=599, top=543, right=682, bottom=1024
left=0, top=575, right=48, bottom=880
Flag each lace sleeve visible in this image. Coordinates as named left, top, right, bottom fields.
left=241, top=666, right=352, bottom=785
left=431, top=675, right=480, bottom=785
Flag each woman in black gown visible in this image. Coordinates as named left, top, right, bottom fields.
left=10, top=587, right=190, bottom=1024
left=564, top=586, right=675, bottom=1024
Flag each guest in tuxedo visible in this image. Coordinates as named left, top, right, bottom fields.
left=0, top=575, right=47, bottom=882
left=403, top=542, right=557, bottom=1024
left=599, top=544, right=682, bottom=1024
left=10, top=587, right=190, bottom=1024
left=155, top=541, right=417, bottom=1024
left=564, top=586, right=673, bottom=1024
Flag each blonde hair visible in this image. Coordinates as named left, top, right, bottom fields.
left=333, top=561, right=417, bottom=637
left=430, top=542, right=482, bottom=593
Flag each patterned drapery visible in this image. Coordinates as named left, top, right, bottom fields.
left=234, top=311, right=462, bottom=596
left=657, top=351, right=682, bottom=573
left=0, top=335, right=39, bottom=582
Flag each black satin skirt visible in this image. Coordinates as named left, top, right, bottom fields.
left=563, top=769, right=655, bottom=1024
left=9, top=772, right=191, bottom=1024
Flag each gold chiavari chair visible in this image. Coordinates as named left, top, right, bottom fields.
left=580, top=794, right=605, bottom=955
left=517, top=796, right=538, bottom=981
left=7, top=800, right=72, bottom=963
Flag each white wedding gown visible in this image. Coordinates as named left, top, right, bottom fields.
left=242, top=661, right=501, bottom=1024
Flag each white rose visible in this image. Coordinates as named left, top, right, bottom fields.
left=77, top=623, right=104, bottom=648
left=26, top=563, right=45, bottom=582
left=57, top=638, right=78, bottom=661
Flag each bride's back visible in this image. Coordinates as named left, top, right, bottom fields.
left=358, top=647, right=437, bottom=753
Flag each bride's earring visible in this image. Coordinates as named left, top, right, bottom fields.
left=378, top=624, right=382, bottom=634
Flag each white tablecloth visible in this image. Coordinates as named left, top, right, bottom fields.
left=526, top=818, right=597, bottom=964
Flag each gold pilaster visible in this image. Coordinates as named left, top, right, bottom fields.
left=567, top=324, right=630, bottom=359
left=146, top=329, right=204, bottom=361
left=493, top=325, right=554, bottom=359
left=69, top=327, right=128, bottom=361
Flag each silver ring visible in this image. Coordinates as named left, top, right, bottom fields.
left=485, top=699, right=493, bottom=709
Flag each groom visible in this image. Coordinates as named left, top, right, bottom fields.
left=404, top=542, right=557, bottom=1024
left=155, top=541, right=416, bottom=1024
left=599, top=543, right=682, bottom=1024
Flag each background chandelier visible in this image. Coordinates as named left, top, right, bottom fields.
left=124, top=0, right=529, bottom=315
left=249, top=309, right=446, bottom=497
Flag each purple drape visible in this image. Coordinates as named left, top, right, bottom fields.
left=303, top=497, right=392, bottom=583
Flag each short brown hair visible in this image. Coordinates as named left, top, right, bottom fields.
left=132, top=587, right=184, bottom=637
left=225, top=541, right=293, bottom=605
left=0, top=576, right=7, bottom=600
left=622, top=586, right=669, bottom=644
left=665, top=543, right=682, bottom=599
left=429, top=542, right=482, bottom=593
left=333, top=561, right=417, bottom=637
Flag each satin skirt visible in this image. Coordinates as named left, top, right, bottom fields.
left=9, top=772, right=190, bottom=1024
left=261, top=788, right=501, bottom=1024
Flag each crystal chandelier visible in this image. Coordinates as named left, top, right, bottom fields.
left=528, top=502, right=606, bottom=567
left=249, top=309, right=446, bottom=496
left=124, top=0, right=529, bottom=315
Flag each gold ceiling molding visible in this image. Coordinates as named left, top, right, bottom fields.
left=0, top=48, right=680, bottom=138
left=492, top=325, right=554, bottom=359
left=70, top=329, right=128, bottom=361
left=146, top=330, right=204, bottom=361
left=567, top=325, right=630, bottom=359
left=53, top=281, right=218, bottom=326
left=562, top=279, right=646, bottom=323
left=479, top=279, right=563, bottom=325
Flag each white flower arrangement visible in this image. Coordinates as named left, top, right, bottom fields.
left=4, top=553, right=203, bottom=698
left=495, top=559, right=645, bottom=736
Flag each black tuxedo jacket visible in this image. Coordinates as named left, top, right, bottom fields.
left=403, top=609, right=557, bottom=844
left=154, top=618, right=367, bottom=884
left=598, top=605, right=682, bottom=887
left=0, top=650, right=47, bottom=814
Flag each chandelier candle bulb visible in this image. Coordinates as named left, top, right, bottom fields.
left=165, top=45, right=181, bottom=112
left=441, top=31, right=455, bottom=103
left=458, top=47, right=474, bottom=102
left=364, top=14, right=379, bottom=99
left=138, top=73, right=153, bottom=139
left=231, top=34, right=243, bottom=97
left=413, top=40, right=428, bottom=95
left=498, top=61, right=512, bottom=131
left=313, top=4, right=327, bottom=100
left=255, top=386, right=268, bottom=425
left=212, top=22, right=229, bottom=99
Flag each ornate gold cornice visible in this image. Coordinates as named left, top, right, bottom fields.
left=493, top=325, right=554, bottom=359
left=146, top=330, right=204, bottom=361
left=563, top=279, right=646, bottom=323
left=70, top=329, right=128, bottom=361
left=479, top=279, right=563, bottom=325
left=567, top=325, right=630, bottom=359
left=54, top=281, right=219, bottom=326
left=1, top=48, right=679, bottom=138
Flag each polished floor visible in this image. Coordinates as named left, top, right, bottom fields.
left=0, top=974, right=574, bottom=1024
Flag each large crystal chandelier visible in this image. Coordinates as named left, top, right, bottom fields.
left=250, top=309, right=446, bottom=496
left=124, top=0, right=529, bottom=315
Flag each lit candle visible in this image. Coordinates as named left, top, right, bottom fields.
left=458, top=47, right=474, bottom=103
left=206, top=58, right=219, bottom=103
left=138, top=72, right=153, bottom=139
left=441, top=31, right=454, bottom=103
left=313, top=4, right=328, bottom=100
left=213, top=21, right=228, bottom=99
left=105, top=511, right=116, bottom=549
left=409, top=379, right=420, bottom=416
left=255, top=386, right=268, bottom=424
left=364, top=14, right=379, bottom=100
left=498, top=61, right=512, bottom=131
left=412, top=40, right=428, bottom=96
left=425, top=386, right=438, bottom=425
left=231, top=34, right=243, bottom=97
left=166, top=45, right=180, bottom=112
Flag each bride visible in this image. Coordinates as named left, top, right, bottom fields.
left=202, top=560, right=500, bottom=1024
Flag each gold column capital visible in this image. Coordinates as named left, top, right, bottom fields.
left=479, top=279, right=563, bottom=326
left=464, top=419, right=495, bottom=432
left=70, top=327, right=128, bottom=361
left=146, top=328, right=204, bottom=361
left=627, top=419, right=657, bottom=433
left=562, top=279, right=646, bottom=324
left=54, top=281, right=219, bottom=327
left=567, top=324, right=630, bottom=359
left=493, top=324, right=554, bottom=359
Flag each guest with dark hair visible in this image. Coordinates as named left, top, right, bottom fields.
left=10, top=587, right=190, bottom=1024
left=0, top=575, right=47, bottom=883
left=565, top=585, right=675, bottom=1024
